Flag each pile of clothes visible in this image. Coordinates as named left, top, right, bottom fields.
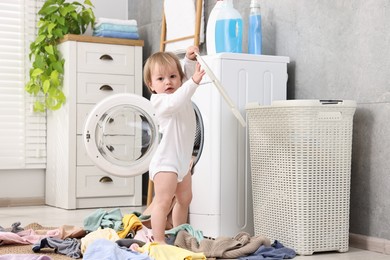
left=93, top=17, right=140, bottom=40
left=0, top=209, right=296, bottom=259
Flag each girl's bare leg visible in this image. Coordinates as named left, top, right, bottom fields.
left=172, top=172, right=192, bottom=227
left=150, top=171, right=177, bottom=243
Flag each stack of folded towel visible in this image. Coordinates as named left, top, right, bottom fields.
left=93, top=17, right=140, bottom=40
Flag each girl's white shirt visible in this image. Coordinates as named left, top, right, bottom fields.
left=149, top=58, right=198, bottom=181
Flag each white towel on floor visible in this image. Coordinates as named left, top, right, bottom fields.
left=95, top=17, right=137, bottom=27
left=164, top=0, right=204, bottom=53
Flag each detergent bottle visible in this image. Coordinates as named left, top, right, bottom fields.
left=206, top=0, right=224, bottom=55
left=206, top=0, right=243, bottom=54
left=248, top=0, right=262, bottom=54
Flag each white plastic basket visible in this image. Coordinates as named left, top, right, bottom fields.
left=246, top=100, right=357, bottom=255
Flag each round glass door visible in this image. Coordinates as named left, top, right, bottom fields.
left=84, top=93, right=159, bottom=177
left=192, top=102, right=204, bottom=169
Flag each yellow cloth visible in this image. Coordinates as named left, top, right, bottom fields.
left=80, top=228, right=120, bottom=254
left=117, top=213, right=143, bottom=238
left=137, top=242, right=206, bottom=260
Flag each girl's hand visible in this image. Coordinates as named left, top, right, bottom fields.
left=192, top=62, right=206, bottom=84
left=186, top=46, right=200, bottom=61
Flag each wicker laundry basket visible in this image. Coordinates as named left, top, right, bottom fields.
left=246, top=100, right=356, bottom=255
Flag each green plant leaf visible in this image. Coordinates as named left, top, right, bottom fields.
left=51, top=61, right=63, bottom=74
left=65, top=5, right=77, bottom=13
left=52, top=28, right=64, bottom=38
left=26, top=0, right=95, bottom=112
left=31, top=68, right=44, bottom=77
left=59, top=6, right=67, bottom=16
left=84, top=0, right=93, bottom=7
left=39, top=5, right=58, bottom=16
left=43, top=79, right=51, bottom=93
left=25, top=81, right=33, bottom=93
left=57, top=16, right=65, bottom=26
left=34, top=101, right=46, bottom=113
left=35, top=35, right=46, bottom=45
left=46, top=88, right=66, bottom=110
left=47, top=22, right=56, bottom=34
left=44, top=45, right=54, bottom=55
left=33, top=55, right=46, bottom=69
left=50, top=70, right=60, bottom=86
left=70, top=12, right=78, bottom=21
left=25, top=83, right=40, bottom=96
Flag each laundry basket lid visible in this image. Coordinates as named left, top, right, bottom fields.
left=271, top=99, right=357, bottom=107
left=246, top=99, right=357, bottom=110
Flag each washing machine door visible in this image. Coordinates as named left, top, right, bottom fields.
left=83, top=93, right=159, bottom=177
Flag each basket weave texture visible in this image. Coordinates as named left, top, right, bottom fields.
left=246, top=100, right=356, bottom=255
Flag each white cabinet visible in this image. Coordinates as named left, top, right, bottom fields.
left=45, top=35, right=144, bottom=209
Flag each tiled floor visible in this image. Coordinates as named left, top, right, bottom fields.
left=0, top=205, right=389, bottom=259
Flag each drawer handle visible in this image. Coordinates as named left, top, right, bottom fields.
left=99, top=176, right=113, bottom=183
left=99, top=85, right=113, bottom=91
left=99, top=54, right=113, bottom=61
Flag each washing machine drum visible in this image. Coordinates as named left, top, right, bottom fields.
left=83, top=93, right=204, bottom=178
left=84, top=93, right=159, bottom=177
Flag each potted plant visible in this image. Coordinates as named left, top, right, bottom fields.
left=25, top=0, right=95, bottom=112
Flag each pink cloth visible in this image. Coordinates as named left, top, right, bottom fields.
left=0, top=255, right=52, bottom=260
left=134, top=226, right=154, bottom=243
left=0, top=229, right=61, bottom=245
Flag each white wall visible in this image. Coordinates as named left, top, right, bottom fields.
left=74, top=0, right=129, bottom=35
left=91, top=0, right=128, bottom=20
left=0, top=169, right=45, bottom=198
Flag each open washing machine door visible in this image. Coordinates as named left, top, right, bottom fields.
left=83, top=93, right=159, bottom=177
left=83, top=93, right=204, bottom=178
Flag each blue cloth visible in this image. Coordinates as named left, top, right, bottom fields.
left=83, top=239, right=152, bottom=260
left=94, top=23, right=138, bottom=33
left=93, top=30, right=139, bottom=40
left=165, top=223, right=204, bottom=242
left=83, top=208, right=123, bottom=232
left=239, top=240, right=296, bottom=260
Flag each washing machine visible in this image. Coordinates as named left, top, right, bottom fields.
left=189, top=53, right=289, bottom=238
left=83, top=52, right=289, bottom=238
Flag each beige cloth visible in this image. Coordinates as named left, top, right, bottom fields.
left=80, top=228, right=120, bottom=254
left=174, top=230, right=271, bottom=259
left=24, top=223, right=85, bottom=239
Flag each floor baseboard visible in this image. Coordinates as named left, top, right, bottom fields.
left=350, top=232, right=390, bottom=255
left=0, top=197, right=45, bottom=207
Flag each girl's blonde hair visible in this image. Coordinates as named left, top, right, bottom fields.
left=143, top=52, right=185, bottom=93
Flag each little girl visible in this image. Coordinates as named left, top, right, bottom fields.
left=143, top=46, right=205, bottom=243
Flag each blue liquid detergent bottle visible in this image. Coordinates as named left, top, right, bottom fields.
left=214, top=0, right=243, bottom=53
left=206, top=0, right=224, bottom=55
left=248, top=0, right=262, bottom=54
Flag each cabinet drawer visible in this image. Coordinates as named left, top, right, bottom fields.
left=77, top=73, right=134, bottom=103
left=77, top=104, right=94, bottom=135
left=76, top=135, right=92, bottom=166
left=77, top=42, right=135, bottom=75
left=76, top=166, right=135, bottom=198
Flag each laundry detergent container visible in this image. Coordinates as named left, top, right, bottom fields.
left=246, top=100, right=356, bottom=255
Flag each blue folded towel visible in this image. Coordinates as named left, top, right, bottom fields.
left=94, top=23, right=138, bottom=33
left=93, top=30, right=140, bottom=40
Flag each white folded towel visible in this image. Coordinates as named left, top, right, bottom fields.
left=164, top=0, right=204, bottom=54
left=95, top=17, right=137, bottom=27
